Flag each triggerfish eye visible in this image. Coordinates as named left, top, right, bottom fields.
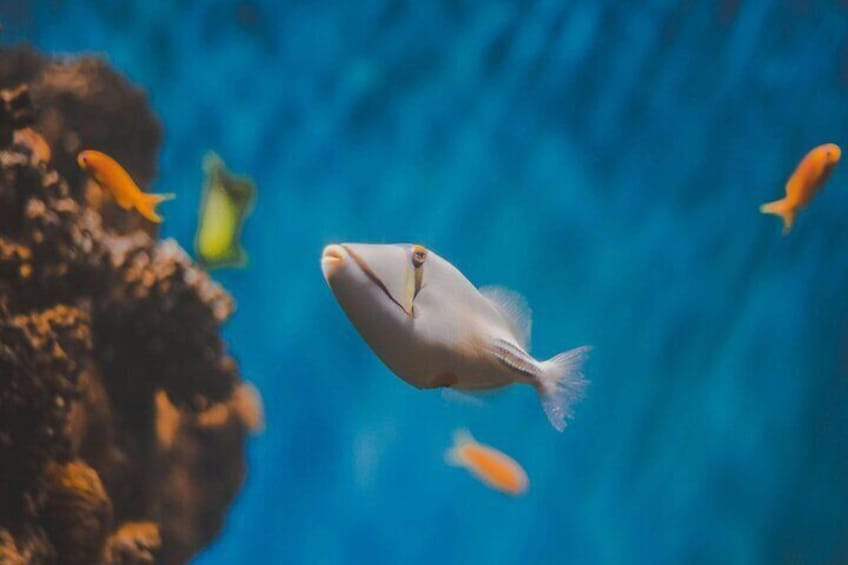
left=411, top=245, right=427, bottom=268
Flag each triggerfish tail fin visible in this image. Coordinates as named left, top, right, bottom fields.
left=136, top=192, right=176, bottom=223
left=759, top=199, right=795, bottom=235
left=537, top=345, right=591, bottom=432
left=444, top=428, right=474, bottom=467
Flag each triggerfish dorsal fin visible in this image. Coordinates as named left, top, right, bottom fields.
left=480, top=286, right=532, bottom=349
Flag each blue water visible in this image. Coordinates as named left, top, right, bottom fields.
left=7, top=1, right=848, bottom=563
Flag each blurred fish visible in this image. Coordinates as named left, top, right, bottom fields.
left=760, top=143, right=841, bottom=234
left=195, top=152, right=256, bottom=268
left=13, top=127, right=51, bottom=163
left=445, top=429, right=528, bottom=495
left=77, top=150, right=175, bottom=223
left=321, top=243, right=590, bottom=431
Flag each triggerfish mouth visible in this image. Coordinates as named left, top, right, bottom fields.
left=321, top=243, right=591, bottom=431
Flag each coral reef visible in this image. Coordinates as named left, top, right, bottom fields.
left=0, top=45, right=261, bottom=564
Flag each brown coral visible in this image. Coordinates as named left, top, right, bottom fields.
left=41, top=460, right=113, bottom=565
left=0, top=45, right=259, bottom=564
left=0, top=304, right=87, bottom=525
left=103, top=522, right=161, bottom=565
left=0, top=45, right=163, bottom=235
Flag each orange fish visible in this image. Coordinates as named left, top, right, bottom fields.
left=760, top=143, right=841, bottom=234
left=77, top=150, right=175, bottom=223
left=445, top=429, right=528, bottom=496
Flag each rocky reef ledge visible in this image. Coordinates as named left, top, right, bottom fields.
left=0, top=46, right=259, bottom=565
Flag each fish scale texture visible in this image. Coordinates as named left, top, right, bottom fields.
left=6, top=1, right=848, bottom=564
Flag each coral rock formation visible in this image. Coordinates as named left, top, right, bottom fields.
left=0, top=45, right=260, bottom=564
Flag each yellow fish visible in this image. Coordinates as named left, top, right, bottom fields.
left=195, top=152, right=256, bottom=268
left=77, top=150, right=175, bottom=223
left=760, top=143, right=841, bottom=234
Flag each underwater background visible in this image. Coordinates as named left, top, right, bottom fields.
left=5, top=0, right=848, bottom=563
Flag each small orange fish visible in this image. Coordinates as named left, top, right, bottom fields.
left=77, top=150, right=175, bottom=223
left=445, top=429, right=528, bottom=496
left=760, top=143, right=841, bottom=234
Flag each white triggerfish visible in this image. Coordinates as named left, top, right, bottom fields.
left=321, top=243, right=590, bottom=431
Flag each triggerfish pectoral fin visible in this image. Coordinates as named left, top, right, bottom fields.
left=136, top=192, right=176, bottom=224
left=759, top=199, right=796, bottom=235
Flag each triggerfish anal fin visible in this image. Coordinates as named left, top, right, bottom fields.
left=195, top=151, right=257, bottom=269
